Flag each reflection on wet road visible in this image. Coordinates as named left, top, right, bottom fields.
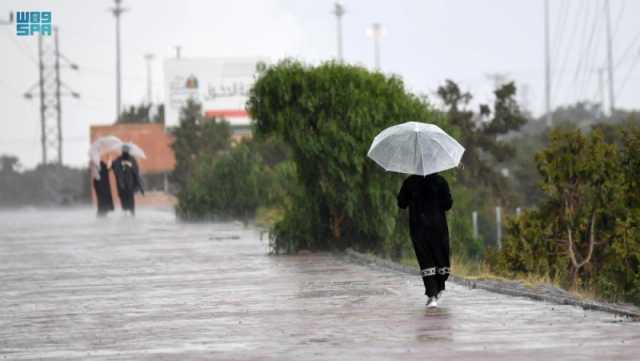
left=0, top=208, right=638, bottom=360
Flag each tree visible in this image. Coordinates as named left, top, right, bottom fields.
left=117, top=103, right=165, bottom=124
left=170, top=99, right=231, bottom=191
left=247, top=60, right=450, bottom=254
left=153, top=104, right=165, bottom=124
left=0, top=154, right=20, bottom=173
left=176, top=142, right=263, bottom=223
left=536, top=129, right=622, bottom=289
left=436, top=80, right=527, bottom=205
left=495, top=128, right=623, bottom=291
left=494, top=123, right=640, bottom=304
left=600, top=125, right=640, bottom=302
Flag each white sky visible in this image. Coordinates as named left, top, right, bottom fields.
left=1, top=0, right=639, bottom=169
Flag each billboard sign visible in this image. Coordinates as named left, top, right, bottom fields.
left=163, top=57, right=267, bottom=128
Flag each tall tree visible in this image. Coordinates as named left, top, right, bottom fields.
left=248, top=60, right=449, bottom=254
left=170, top=99, right=231, bottom=191
left=436, top=80, right=527, bottom=204
left=176, top=142, right=263, bottom=223
left=0, top=155, right=20, bottom=174
left=117, top=103, right=165, bottom=124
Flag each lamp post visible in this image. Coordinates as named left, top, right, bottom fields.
left=332, top=3, right=345, bottom=62
left=367, top=23, right=384, bottom=71
left=110, top=0, right=128, bottom=121
left=144, top=53, right=154, bottom=104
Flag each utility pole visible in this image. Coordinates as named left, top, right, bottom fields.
left=174, top=45, right=181, bottom=59
left=496, top=206, right=502, bottom=250
left=367, top=23, right=383, bottom=70
left=604, top=0, right=616, bottom=115
left=597, top=67, right=606, bottom=113
left=38, top=34, right=46, bottom=164
left=472, top=211, right=479, bottom=240
left=54, top=28, right=62, bottom=162
left=544, top=0, right=552, bottom=127
left=144, top=53, right=154, bottom=104
left=24, top=27, right=79, bottom=165
left=110, top=0, right=128, bottom=121
left=332, top=3, right=345, bottom=62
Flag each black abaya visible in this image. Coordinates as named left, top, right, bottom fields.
left=397, top=173, right=453, bottom=297
left=112, top=153, right=144, bottom=214
left=93, top=161, right=114, bottom=216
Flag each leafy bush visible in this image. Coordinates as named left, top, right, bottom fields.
left=170, top=100, right=231, bottom=192
left=492, top=123, right=640, bottom=303
left=248, top=60, right=451, bottom=254
left=447, top=181, right=484, bottom=259
left=176, top=143, right=263, bottom=223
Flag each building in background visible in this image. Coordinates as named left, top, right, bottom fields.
left=90, top=123, right=176, bottom=208
left=163, top=57, right=267, bottom=141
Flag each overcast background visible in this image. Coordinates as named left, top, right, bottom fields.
left=1, top=0, right=639, bottom=169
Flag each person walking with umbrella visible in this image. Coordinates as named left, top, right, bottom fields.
left=368, top=122, right=464, bottom=308
left=397, top=172, right=452, bottom=307
left=112, top=144, right=145, bottom=215
left=90, top=157, right=115, bottom=217
left=89, top=136, right=122, bottom=217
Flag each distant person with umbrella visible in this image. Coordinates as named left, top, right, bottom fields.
left=90, top=158, right=114, bottom=217
left=112, top=144, right=145, bottom=215
left=368, top=122, right=464, bottom=308
left=89, top=136, right=123, bottom=217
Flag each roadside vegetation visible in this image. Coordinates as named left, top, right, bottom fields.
left=172, top=60, right=640, bottom=305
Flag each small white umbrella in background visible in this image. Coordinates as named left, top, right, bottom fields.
left=118, top=143, right=147, bottom=159
left=89, top=135, right=123, bottom=165
left=367, top=122, right=465, bottom=176
left=89, top=136, right=123, bottom=180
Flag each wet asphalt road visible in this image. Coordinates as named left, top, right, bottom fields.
left=0, top=208, right=638, bottom=360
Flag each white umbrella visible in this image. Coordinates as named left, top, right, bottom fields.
left=89, top=135, right=123, bottom=165
left=108, top=142, right=146, bottom=160
left=367, top=122, right=465, bottom=176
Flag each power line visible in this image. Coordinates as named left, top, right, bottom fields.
left=611, top=0, right=626, bottom=39
left=615, top=30, right=640, bottom=68
left=551, top=0, right=570, bottom=62
left=577, top=1, right=606, bottom=100
left=565, top=0, right=596, bottom=102
left=604, top=0, right=616, bottom=113
left=616, top=47, right=640, bottom=97
left=544, top=0, right=552, bottom=125
left=553, top=0, right=587, bottom=102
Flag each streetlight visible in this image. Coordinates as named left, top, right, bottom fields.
left=110, top=0, right=128, bottom=121
left=144, top=53, right=155, bottom=104
left=332, top=3, right=345, bottom=62
left=366, top=23, right=384, bottom=71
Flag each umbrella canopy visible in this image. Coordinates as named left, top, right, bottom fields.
left=367, top=122, right=465, bottom=176
left=113, top=142, right=147, bottom=160
left=89, top=136, right=123, bottom=165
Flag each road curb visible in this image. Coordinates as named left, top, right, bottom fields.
left=344, top=248, right=640, bottom=320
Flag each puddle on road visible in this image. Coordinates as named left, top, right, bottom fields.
left=295, top=288, right=387, bottom=299
left=208, top=235, right=241, bottom=241
left=297, top=267, right=349, bottom=274
left=415, top=333, right=452, bottom=343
